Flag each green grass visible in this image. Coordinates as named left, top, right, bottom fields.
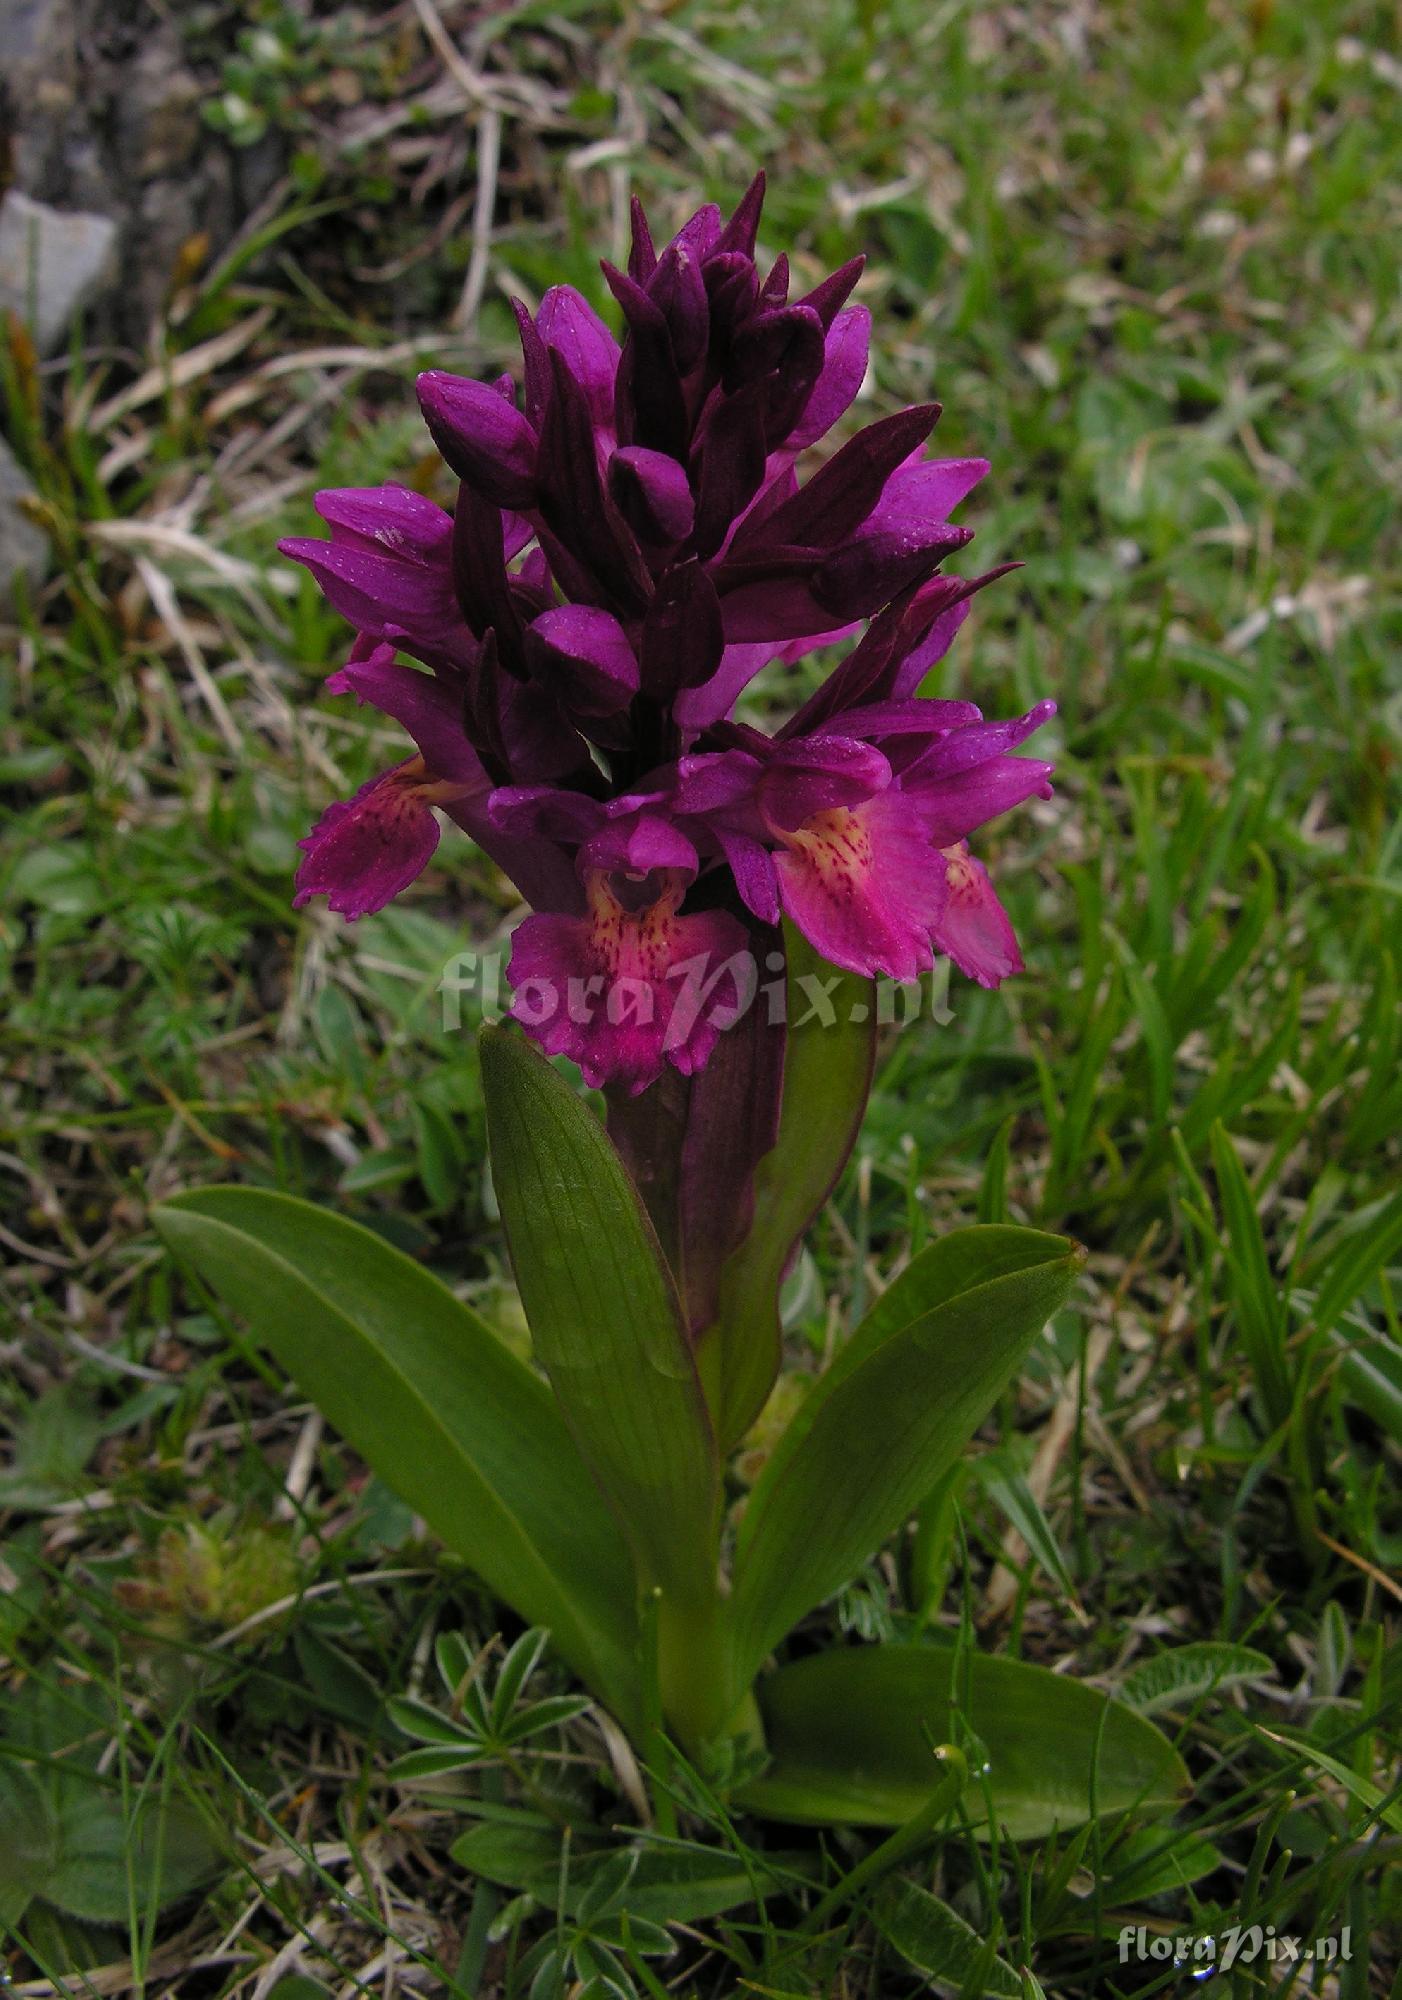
left=2, top=0, right=1400, bottom=1992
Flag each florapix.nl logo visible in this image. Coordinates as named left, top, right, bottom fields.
left=436, top=946, right=954, bottom=1037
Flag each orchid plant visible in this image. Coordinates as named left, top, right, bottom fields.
left=156, top=179, right=1186, bottom=1838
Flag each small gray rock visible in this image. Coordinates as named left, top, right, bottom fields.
left=0, top=189, right=119, bottom=354
left=0, top=435, right=49, bottom=605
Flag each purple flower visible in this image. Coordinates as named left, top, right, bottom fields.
left=280, top=174, right=1054, bottom=1093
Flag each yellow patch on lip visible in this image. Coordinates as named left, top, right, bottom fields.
left=583, top=867, right=689, bottom=980
left=391, top=755, right=478, bottom=809
left=772, top=805, right=875, bottom=906
left=940, top=842, right=978, bottom=895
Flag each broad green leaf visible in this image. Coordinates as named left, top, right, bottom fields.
left=0, top=1761, right=58, bottom=1927
left=740, top=1644, right=1189, bottom=1836
left=480, top=1028, right=718, bottom=1611
left=727, top=1227, right=1083, bottom=1698
left=697, top=921, right=876, bottom=1450
left=41, top=1790, right=219, bottom=1922
left=1119, top=1642, right=1274, bottom=1717
left=873, top=1878, right=1022, bottom=1997
left=153, top=1187, right=638, bottom=1719
left=0, top=1383, right=102, bottom=1510
left=450, top=1821, right=804, bottom=1922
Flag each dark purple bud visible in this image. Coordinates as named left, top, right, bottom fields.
left=526, top=604, right=640, bottom=718
left=641, top=559, right=725, bottom=697
left=704, top=252, right=760, bottom=353
left=796, top=255, right=865, bottom=331
left=813, top=521, right=973, bottom=621
left=463, top=626, right=511, bottom=780
left=647, top=243, right=709, bottom=376
left=417, top=371, right=539, bottom=509
left=692, top=381, right=769, bottom=560
left=670, top=202, right=723, bottom=263
left=725, top=303, right=827, bottom=443
left=536, top=286, right=620, bottom=433
left=759, top=253, right=789, bottom=309
left=451, top=484, right=526, bottom=673
left=511, top=298, right=552, bottom=429
left=716, top=170, right=766, bottom=258
left=608, top=446, right=696, bottom=545
left=627, top=194, right=657, bottom=282
left=536, top=347, right=650, bottom=613
left=739, top=402, right=942, bottom=553
left=601, top=260, right=689, bottom=459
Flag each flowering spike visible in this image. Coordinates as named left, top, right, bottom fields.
left=287, top=180, right=1053, bottom=1088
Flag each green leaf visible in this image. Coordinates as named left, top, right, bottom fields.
left=479, top=1028, right=718, bottom=1614
left=1118, top=1642, right=1274, bottom=1717
left=1334, top=1328, right=1402, bottom=1442
left=43, top=1789, right=219, bottom=1922
left=0, top=1761, right=59, bottom=1927
left=1251, top=1726, right=1402, bottom=1835
left=1100, top=1825, right=1224, bottom=1904
left=873, top=1878, right=1023, bottom=1996
left=1208, top=1123, right=1292, bottom=1427
left=0, top=1383, right=102, bottom=1510
left=740, top=1644, right=1189, bottom=1836
left=1308, top=1189, right=1402, bottom=1341
left=697, top=921, right=876, bottom=1450
left=974, top=1446, right=1078, bottom=1605
left=727, top=1227, right=1083, bottom=1698
left=450, top=1821, right=802, bottom=1922
left=152, top=1187, right=638, bottom=1720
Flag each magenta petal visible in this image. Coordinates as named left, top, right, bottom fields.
left=488, top=784, right=604, bottom=845
left=759, top=735, right=891, bottom=829
left=813, top=521, right=973, bottom=621
left=786, top=305, right=870, bottom=451
left=907, top=701, right=1057, bottom=781
left=774, top=789, right=943, bottom=983
left=507, top=900, right=752, bottom=1096
left=671, top=747, right=767, bottom=815
left=865, top=457, right=990, bottom=534
left=714, top=826, right=780, bottom=924
left=581, top=811, right=698, bottom=876
left=416, top=371, right=539, bottom=508
left=817, top=697, right=983, bottom=742
left=913, top=754, right=1056, bottom=846
left=326, top=654, right=487, bottom=787
left=279, top=536, right=469, bottom=665
left=315, top=484, right=455, bottom=555
left=933, top=845, right=1024, bottom=987
left=675, top=643, right=778, bottom=730
left=294, top=763, right=441, bottom=919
